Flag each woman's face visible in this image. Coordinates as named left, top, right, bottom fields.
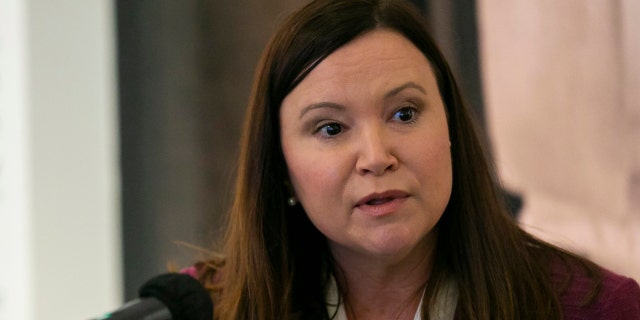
left=280, top=29, right=452, bottom=263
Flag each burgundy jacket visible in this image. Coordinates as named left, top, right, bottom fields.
left=183, top=261, right=640, bottom=319
left=553, top=264, right=640, bottom=319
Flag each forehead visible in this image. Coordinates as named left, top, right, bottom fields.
left=284, top=29, right=436, bottom=103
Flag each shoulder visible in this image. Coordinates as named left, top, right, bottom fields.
left=552, top=258, right=640, bottom=319
left=594, top=269, right=640, bottom=319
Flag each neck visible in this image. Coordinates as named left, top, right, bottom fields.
left=330, top=234, right=436, bottom=320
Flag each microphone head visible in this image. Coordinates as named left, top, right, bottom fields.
left=139, top=273, right=213, bottom=320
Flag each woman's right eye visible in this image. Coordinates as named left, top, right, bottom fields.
left=315, top=122, right=342, bottom=137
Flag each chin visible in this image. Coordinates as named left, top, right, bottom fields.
left=362, top=230, right=423, bottom=258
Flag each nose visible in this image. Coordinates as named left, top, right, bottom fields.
left=355, top=126, right=398, bottom=176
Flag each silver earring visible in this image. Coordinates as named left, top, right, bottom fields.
left=287, top=196, right=297, bottom=207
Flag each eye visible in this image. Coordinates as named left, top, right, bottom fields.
left=316, top=122, right=342, bottom=137
left=392, top=106, right=417, bottom=123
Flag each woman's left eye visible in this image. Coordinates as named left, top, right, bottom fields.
left=392, top=107, right=417, bottom=122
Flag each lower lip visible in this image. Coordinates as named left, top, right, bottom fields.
left=355, top=197, right=408, bottom=217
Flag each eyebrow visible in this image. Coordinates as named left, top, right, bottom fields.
left=298, top=81, right=427, bottom=119
left=299, top=102, right=346, bottom=119
left=385, top=81, right=427, bottom=99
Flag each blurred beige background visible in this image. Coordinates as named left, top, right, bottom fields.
left=478, top=0, right=640, bottom=281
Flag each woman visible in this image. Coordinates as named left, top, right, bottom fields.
left=186, top=0, right=640, bottom=319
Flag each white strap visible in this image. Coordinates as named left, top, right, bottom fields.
left=429, top=277, right=458, bottom=320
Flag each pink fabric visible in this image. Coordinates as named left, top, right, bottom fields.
left=180, top=261, right=209, bottom=280
left=180, top=265, right=199, bottom=278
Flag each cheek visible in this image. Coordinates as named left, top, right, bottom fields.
left=433, top=140, right=452, bottom=171
left=430, top=140, right=452, bottom=173
left=412, top=138, right=453, bottom=192
left=432, top=142, right=453, bottom=201
left=288, top=162, right=322, bottom=194
left=284, top=148, right=345, bottom=201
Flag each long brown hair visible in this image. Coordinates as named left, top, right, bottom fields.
left=205, top=0, right=601, bottom=319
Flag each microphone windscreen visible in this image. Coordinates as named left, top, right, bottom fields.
left=139, top=273, right=213, bottom=320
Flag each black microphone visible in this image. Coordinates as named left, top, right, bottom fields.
left=91, top=273, right=213, bottom=320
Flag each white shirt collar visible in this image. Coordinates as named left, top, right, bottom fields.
left=325, top=275, right=458, bottom=320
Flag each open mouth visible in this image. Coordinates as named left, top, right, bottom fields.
left=366, top=197, right=394, bottom=205
left=356, top=190, right=409, bottom=207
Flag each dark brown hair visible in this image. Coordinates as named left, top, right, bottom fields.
left=205, top=0, right=601, bottom=319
